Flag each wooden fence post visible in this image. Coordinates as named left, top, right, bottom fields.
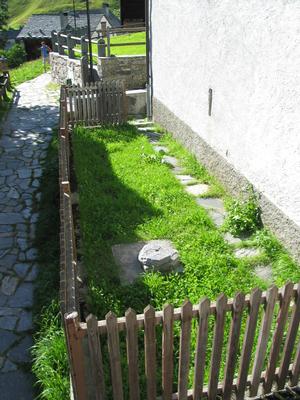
left=67, top=33, right=75, bottom=59
left=65, top=312, right=87, bottom=400
left=97, top=38, right=106, bottom=58
left=81, top=56, right=89, bottom=86
left=80, top=36, right=88, bottom=57
left=57, top=32, right=65, bottom=55
left=106, top=29, right=111, bottom=57
left=51, top=30, right=58, bottom=52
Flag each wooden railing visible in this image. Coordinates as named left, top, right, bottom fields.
left=51, top=26, right=146, bottom=60
left=66, top=80, right=127, bottom=126
left=65, top=282, right=300, bottom=400
left=58, top=86, right=78, bottom=316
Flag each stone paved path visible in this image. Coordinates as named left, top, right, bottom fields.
left=0, top=73, right=59, bottom=399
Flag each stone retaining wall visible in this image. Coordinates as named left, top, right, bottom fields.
left=50, top=52, right=146, bottom=90
left=97, top=55, right=146, bottom=90
left=50, top=53, right=84, bottom=86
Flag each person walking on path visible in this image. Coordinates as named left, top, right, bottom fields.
left=40, top=41, right=51, bottom=72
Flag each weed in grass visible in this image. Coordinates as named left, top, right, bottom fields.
left=223, top=186, right=262, bottom=236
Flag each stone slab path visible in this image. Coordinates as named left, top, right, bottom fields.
left=132, top=120, right=273, bottom=282
left=0, top=73, right=59, bottom=399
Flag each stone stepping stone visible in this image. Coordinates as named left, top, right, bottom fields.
left=223, top=232, right=242, bottom=244
left=162, top=155, right=179, bottom=168
left=254, top=264, right=273, bottom=283
left=234, top=247, right=261, bottom=258
left=153, top=145, right=168, bottom=153
left=175, top=175, right=197, bottom=185
left=208, top=209, right=225, bottom=227
left=138, top=126, right=156, bottom=132
left=196, top=197, right=224, bottom=212
left=185, top=183, right=210, bottom=196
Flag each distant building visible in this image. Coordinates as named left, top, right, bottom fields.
left=121, top=0, right=145, bottom=25
left=17, top=4, right=121, bottom=58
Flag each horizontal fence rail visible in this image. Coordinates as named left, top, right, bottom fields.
left=65, top=282, right=300, bottom=400
left=52, top=25, right=146, bottom=60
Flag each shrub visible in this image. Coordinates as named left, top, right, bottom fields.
left=0, top=44, right=26, bottom=68
left=223, top=187, right=262, bottom=236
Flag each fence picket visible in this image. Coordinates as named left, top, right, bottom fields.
left=178, top=300, right=193, bottom=400
left=208, top=293, right=227, bottom=400
left=106, top=311, right=124, bottom=400
left=250, top=285, right=278, bottom=396
left=223, top=292, right=245, bottom=400
left=86, top=314, right=106, bottom=400
left=193, top=298, right=210, bottom=400
left=236, top=288, right=262, bottom=400
left=162, top=304, right=174, bottom=400
left=125, top=308, right=140, bottom=400
left=277, top=283, right=300, bottom=389
left=144, top=305, right=156, bottom=400
left=263, top=281, right=294, bottom=394
left=291, top=339, right=300, bottom=386
left=65, top=312, right=87, bottom=400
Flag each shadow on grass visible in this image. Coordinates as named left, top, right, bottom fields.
left=73, top=124, right=163, bottom=318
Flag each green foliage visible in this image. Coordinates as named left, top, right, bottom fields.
left=0, top=0, right=8, bottom=28
left=32, top=302, right=69, bottom=400
left=0, top=44, right=26, bottom=68
left=10, top=58, right=49, bottom=86
left=223, top=187, right=262, bottom=236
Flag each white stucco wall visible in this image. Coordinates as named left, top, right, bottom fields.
left=151, top=0, right=300, bottom=227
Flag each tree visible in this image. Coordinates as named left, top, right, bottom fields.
left=0, top=0, right=8, bottom=29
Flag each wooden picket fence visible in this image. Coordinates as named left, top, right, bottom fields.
left=65, top=282, right=300, bottom=400
left=66, top=80, right=127, bottom=126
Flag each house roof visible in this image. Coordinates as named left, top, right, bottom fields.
left=17, top=8, right=121, bottom=39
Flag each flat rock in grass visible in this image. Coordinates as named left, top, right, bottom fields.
left=185, top=183, right=210, bottom=196
left=138, top=240, right=182, bottom=273
left=175, top=175, right=196, bottom=185
left=209, top=209, right=225, bottom=227
left=196, top=197, right=224, bottom=212
left=162, top=155, right=179, bottom=168
left=224, top=232, right=242, bottom=244
left=234, top=247, right=261, bottom=259
left=138, top=126, right=156, bottom=132
left=112, top=242, right=147, bottom=284
left=153, top=145, right=168, bottom=153
left=254, top=264, right=273, bottom=282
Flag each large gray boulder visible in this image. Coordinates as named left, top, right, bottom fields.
left=138, top=240, right=181, bottom=272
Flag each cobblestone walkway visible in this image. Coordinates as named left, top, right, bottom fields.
left=0, top=74, right=59, bottom=399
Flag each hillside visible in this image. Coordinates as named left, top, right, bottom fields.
left=8, top=0, right=120, bottom=28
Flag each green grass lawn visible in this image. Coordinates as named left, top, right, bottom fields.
left=72, top=124, right=300, bottom=318
left=10, top=58, right=50, bottom=86
left=74, top=32, right=146, bottom=59
left=72, top=124, right=300, bottom=396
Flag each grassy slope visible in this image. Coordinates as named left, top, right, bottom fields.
left=9, top=0, right=120, bottom=28
left=10, top=59, right=50, bottom=86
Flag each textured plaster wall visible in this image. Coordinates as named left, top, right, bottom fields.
left=151, top=0, right=300, bottom=228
